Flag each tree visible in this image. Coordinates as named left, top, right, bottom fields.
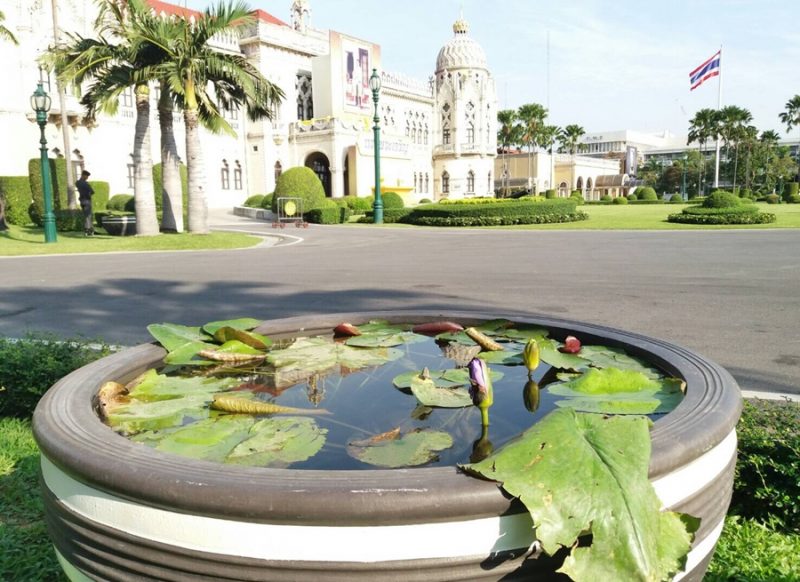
left=137, top=0, right=283, bottom=233
left=538, top=124, right=561, bottom=190
left=0, top=9, right=18, bottom=45
left=687, top=108, right=719, bottom=194
left=759, top=130, right=781, bottom=193
left=558, top=124, right=585, bottom=155
left=717, top=105, right=753, bottom=190
left=496, top=109, right=519, bottom=194
left=779, top=95, right=800, bottom=180
left=517, top=103, right=547, bottom=192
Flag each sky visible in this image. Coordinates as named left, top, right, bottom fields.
left=182, top=0, right=800, bottom=138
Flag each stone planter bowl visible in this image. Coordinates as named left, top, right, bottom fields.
left=101, top=215, right=137, bottom=236
left=33, top=312, right=742, bottom=581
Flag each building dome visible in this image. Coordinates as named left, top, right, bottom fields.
left=435, top=16, right=488, bottom=72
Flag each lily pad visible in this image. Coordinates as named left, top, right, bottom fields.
left=202, top=318, right=262, bottom=336
left=345, top=331, right=427, bottom=348
left=409, top=375, right=472, bottom=408
left=392, top=369, right=463, bottom=389
left=356, top=320, right=412, bottom=333
left=499, top=326, right=550, bottom=342
left=549, top=367, right=660, bottom=395
left=127, top=369, right=238, bottom=402
left=473, top=319, right=515, bottom=333
left=164, top=338, right=264, bottom=367
left=540, top=341, right=590, bottom=371
left=478, top=347, right=524, bottom=366
left=267, top=337, right=403, bottom=375
left=106, top=393, right=213, bottom=433
left=435, top=331, right=476, bottom=345
left=462, top=409, right=698, bottom=582
left=226, top=417, right=327, bottom=467
left=154, top=415, right=255, bottom=462
left=348, top=428, right=453, bottom=468
left=440, top=367, right=504, bottom=386
left=147, top=323, right=210, bottom=352
left=578, top=345, right=662, bottom=379
left=212, top=326, right=272, bottom=350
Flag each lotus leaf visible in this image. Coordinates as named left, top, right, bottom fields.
left=578, top=345, right=662, bottom=379
left=392, top=369, right=463, bottom=389
left=540, top=341, right=589, bottom=371
left=164, top=338, right=264, bottom=366
left=147, top=323, right=209, bottom=352
left=267, top=337, right=403, bottom=375
left=226, top=417, right=327, bottom=467
left=356, top=320, right=412, bottom=333
left=345, top=330, right=427, bottom=348
left=212, top=326, right=272, bottom=350
left=348, top=428, right=453, bottom=468
left=549, top=367, right=660, bottom=395
left=499, top=326, right=550, bottom=342
left=462, top=409, right=697, bottom=582
left=202, top=318, right=262, bottom=336
left=435, top=331, right=476, bottom=345
left=409, top=375, right=472, bottom=408
left=440, top=367, right=504, bottom=386
left=127, top=369, right=238, bottom=402
left=473, top=319, right=515, bottom=333
left=153, top=415, right=255, bottom=462
left=106, top=393, right=213, bottom=433
left=478, top=348, right=524, bottom=366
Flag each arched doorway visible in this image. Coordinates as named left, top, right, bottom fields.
left=305, top=152, right=331, bottom=197
left=559, top=181, right=568, bottom=197
left=586, top=177, right=594, bottom=200
left=576, top=176, right=583, bottom=191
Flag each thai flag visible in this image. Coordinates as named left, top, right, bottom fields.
left=690, top=50, right=721, bottom=91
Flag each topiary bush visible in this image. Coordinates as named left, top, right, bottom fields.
left=612, top=196, right=628, bottom=205
left=627, top=194, right=638, bottom=202
left=243, top=194, right=265, bottom=208
left=0, top=334, right=111, bottom=418
left=600, top=194, right=612, bottom=203
left=28, top=157, right=68, bottom=226
left=0, top=176, right=32, bottom=225
left=271, top=167, right=326, bottom=214
left=88, top=181, right=110, bottom=213
left=343, top=196, right=373, bottom=213
left=545, top=189, right=557, bottom=199
left=380, top=191, right=404, bottom=209
left=54, top=209, right=84, bottom=232
left=397, top=199, right=586, bottom=226
left=260, top=193, right=275, bottom=210
left=790, top=194, right=800, bottom=204
left=670, top=194, right=684, bottom=204
left=305, top=200, right=342, bottom=224
left=635, top=186, right=658, bottom=201
left=704, top=190, right=741, bottom=209
left=359, top=208, right=413, bottom=223
left=668, top=203, right=775, bottom=224
left=418, top=198, right=433, bottom=205
left=765, top=194, right=780, bottom=204
left=783, top=182, right=799, bottom=203
left=107, top=194, right=135, bottom=212
left=739, top=188, right=753, bottom=200
left=730, top=399, right=800, bottom=534
left=570, top=190, right=582, bottom=198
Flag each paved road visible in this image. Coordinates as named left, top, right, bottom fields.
left=2, top=212, right=799, bottom=397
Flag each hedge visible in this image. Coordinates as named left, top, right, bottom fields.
left=359, top=208, right=413, bottom=223
left=380, top=191, right=404, bottom=209
left=243, top=194, right=265, bottom=208
left=343, top=196, right=373, bottom=213
left=0, top=176, right=32, bottom=225
left=545, top=189, right=557, bottom=199
left=668, top=206, right=775, bottom=225
left=107, top=194, right=135, bottom=212
left=681, top=205, right=759, bottom=216
left=152, top=162, right=188, bottom=213
left=54, top=209, right=85, bottom=232
left=88, top=180, right=110, bottom=213
left=271, top=167, right=326, bottom=213
left=783, top=182, right=799, bottom=203
left=397, top=199, right=585, bottom=227
left=260, top=193, right=275, bottom=210
left=439, top=197, right=499, bottom=205
left=28, top=157, right=68, bottom=225
left=628, top=199, right=665, bottom=205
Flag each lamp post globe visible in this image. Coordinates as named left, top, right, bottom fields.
left=369, top=68, right=383, bottom=224
left=31, top=82, right=57, bottom=243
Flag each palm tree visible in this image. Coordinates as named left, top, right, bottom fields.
left=558, top=124, right=585, bottom=155
left=717, top=105, right=753, bottom=190
left=687, top=108, right=719, bottom=195
left=779, top=95, right=800, bottom=180
left=517, top=103, right=547, bottom=192
left=48, top=0, right=163, bottom=235
left=136, top=0, right=283, bottom=233
left=496, top=109, right=518, bottom=194
left=760, top=130, right=781, bottom=192
left=0, top=9, right=18, bottom=45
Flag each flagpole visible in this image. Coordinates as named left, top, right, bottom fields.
left=713, top=45, right=723, bottom=188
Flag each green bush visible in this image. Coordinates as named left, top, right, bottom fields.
left=765, top=194, right=780, bottom=204
left=0, top=176, right=32, bottom=225
left=688, top=195, right=706, bottom=203
left=635, top=186, right=658, bottom=201
left=399, top=199, right=585, bottom=226
left=668, top=203, right=775, bottom=224
left=790, top=194, right=800, bottom=204
left=600, top=194, right=612, bottom=203
left=570, top=190, right=582, bottom=198
left=627, top=194, right=638, bottom=202
left=681, top=205, right=759, bottom=216
left=152, top=162, right=188, bottom=213
left=28, top=158, right=68, bottom=226
left=783, top=182, right=799, bottom=203
left=107, top=194, right=135, bottom=212
left=612, top=196, right=628, bottom=205
left=739, top=188, right=753, bottom=199
left=669, top=194, right=684, bottom=204
left=545, top=189, right=557, bottom=199
left=380, top=191, right=404, bottom=209
left=0, top=334, right=111, bottom=418
left=569, top=194, right=584, bottom=205
left=88, top=180, right=110, bottom=213
left=260, top=193, right=275, bottom=210
left=271, top=167, right=326, bottom=214
left=418, top=198, right=433, bottom=205
left=305, top=200, right=341, bottom=224
left=54, top=209, right=84, bottom=231
left=731, top=399, right=800, bottom=533
left=243, top=194, right=265, bottom=208
left=704, top=190, right=740, bottom=208
left=343, top=196, right=373, bottom=213
left=440, top=197, right=502, bottom=205
left=628, top=199, right=665, bottom=205
left=360, top=208, right=413, bottom=223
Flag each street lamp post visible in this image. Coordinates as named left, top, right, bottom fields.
left=31, top=82, right=57, bottom=243
left=681, top=154, right=687, bottom=200
left=369, top=68, right=383, bottom=224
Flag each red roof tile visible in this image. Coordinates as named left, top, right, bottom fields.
left=145, top=1, right=288, bottom=27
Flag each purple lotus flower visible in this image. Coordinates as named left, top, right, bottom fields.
left=468, top=357, right=488, bottom=403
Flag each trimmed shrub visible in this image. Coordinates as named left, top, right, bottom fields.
left=569, top=194, right=584, bottom=205
left=28, top=157, right=68, bottom=226
left=343, top=196, right=373, bottom=213
left=260, top=193, right=275, bottom=210
left=668, top=202, right=775, bottom=224
left=305, top=200, right=342, bottom=224
left=704, top=190, right=741, bottom=209
left=440, top=197, right=502, bottom=205
left=731, top=399, right=800, bottom=533
left=670, top=194, right=684, bottom=204
left=783, top=182, right=799, bottom=203
left=0, top=334, right=111, bottom=418
left=628, top=199, right=665, bottom=205
left=271, top=167, right=326, bottom=214
left=243, top=194, right=265, bottom=208
left=88, top=180, right=110, bottom=213
left=627, top=194, right=638, bottom=202
left=544, top=189, right=557, bottom=199
left=419, top=198, right=433, bottom=205
left=380, top=191, right=404, bottom=209
left=107, top=194, right=135, bottom=212
left=681, top=205, right=759, bottom=216
left=54, top=209, right=84, bottom=231
left=790, top=194, right=800, bottom=204
left=600, top=194, right=612, bottom=203
left=688, top=195, right=706, bottom=203
left=635, top=186, right=658, bottom=201
left=765, top=194, right=780, bottom=204
left=399, top=198, right=586, bottom=227
left=570, top=190, right=582, bottom=198
left=360, top=208, right=413, bottom=223
left=739, top=188, right=753, bottom=199
left=152, top=162, right=188, bottom=213
left=0, top=176, right=32, bottom=225
left=612, top=196, right=628, bottom=205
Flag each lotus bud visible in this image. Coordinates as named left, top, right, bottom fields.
left=468, top=357, right=494, bottom=426
left=559, top=335, right=582, bottom=354
left=523, top=339, right=540, bottom=373
left=523, top=379, right=540, bottom=413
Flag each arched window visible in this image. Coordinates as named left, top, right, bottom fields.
left=467, top=170, right=475, bottom=194
left=442, top=171, right=450, bottom=194
left=220, top=160, right=230, bottom=190
left=466, top=123, right=475, bottom=144
left=424, top=125, right=429, bottom=145
left=488, top=172, right=492, bottom=193
left=413, top=172, right=417, bottom=193
left=234, top=161, right=243, bottom=190
left=425, top=173, right=429, bottom=193
left=443, top=127, right=450, bottom=145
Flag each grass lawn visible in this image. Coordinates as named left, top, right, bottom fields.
left=506, top=202, right=800, bottom=230
left=0, top=225, right=263, bottom=257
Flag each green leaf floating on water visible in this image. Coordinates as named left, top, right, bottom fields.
left=549, top=368, right=685, bottom=415
left=392, top=369, right=463, bottom=389
left=106, top=393, right=213, bottom=433
left=478, top=346, right=524, bottom=365
left=409, top=375, right=472, bottom=408
left=539, top=340, right=590, bottom=371
left=127, top=369, right=239, bottom=402
left=202, top=317, right=262, bottom=336
left=435, top=331, right=475, bottom=345
left=212, top=327, right=272, bottom=350
left=462, top=409, right=697, bottom=582
left=164, top=338, right=265, bottom=366
left=499, top=326, right=550, bottom=342
left=267, top=337, right=403, bottom=375
left=348, top=428, right=453, bottom=468
left=154, top=415, right=255, bottom=462
left=577, top=345, right=662, bottom=379
left=345, top=331, right=427, bottom=348
left=227, top=417, right=327, bottom=467
left=147, top=323, right=210, bottom=352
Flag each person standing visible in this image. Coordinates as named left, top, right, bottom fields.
left=76, top=170, right=95, bottom=236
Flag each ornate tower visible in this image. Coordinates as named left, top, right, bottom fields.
left=290, top=0, right=310, bottom=33
left=432, top=15, right=497, bottom=199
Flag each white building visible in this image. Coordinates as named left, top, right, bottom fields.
left=0, top=0, right=497, bottom=209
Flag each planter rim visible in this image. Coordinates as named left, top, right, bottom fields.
left=33, top=310, right=742, bottom=525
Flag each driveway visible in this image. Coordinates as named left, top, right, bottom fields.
left=1, top=212, right=798, bottom=397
